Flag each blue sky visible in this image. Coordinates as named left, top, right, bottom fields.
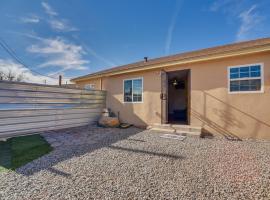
left=0, top=0, right=269, bottom=84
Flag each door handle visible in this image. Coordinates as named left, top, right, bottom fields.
left=160, top=93, right=167, bottom=100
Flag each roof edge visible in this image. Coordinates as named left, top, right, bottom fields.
left=72, top=38, right=270, bottom=82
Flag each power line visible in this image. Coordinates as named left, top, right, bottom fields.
left=0, top=37, right=58, bottom=80
left=0, top=37, right=57, bottom=79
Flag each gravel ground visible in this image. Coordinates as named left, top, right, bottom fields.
left=0, top=125, right=270, bottom=200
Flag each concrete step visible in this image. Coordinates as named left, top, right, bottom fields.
left=149, top=127, right=175, bottom=133
left=172, top=124, right=202, bottom=134
left=148, top=123, right=202, bottom=137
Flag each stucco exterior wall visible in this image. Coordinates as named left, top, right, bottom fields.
left=166, top=51, right=270, bottom=139
left=75, top=51, right=270, bottom=139
left=102, top=70, right=162, bottom=127
left=189, top=52, right=270, bottom=139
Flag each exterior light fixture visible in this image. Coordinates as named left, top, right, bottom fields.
left=173, top=79, right=178, bottom=86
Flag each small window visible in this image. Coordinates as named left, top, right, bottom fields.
left=124, top=78, right=143, bottom=102
left=228, top=64, right=263, bottom=93
left=84, top=84, right=95, bottom=90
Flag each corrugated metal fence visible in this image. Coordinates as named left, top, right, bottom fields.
left=0, top=81, right=106, bottom=138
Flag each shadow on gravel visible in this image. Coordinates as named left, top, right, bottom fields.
left=108, top=145, right=185, bottom=160
left=47, top=167, right=71, bottom=178
left=126, top=138, right=146, bottom=142
left=17, top=125, right=144, bottom=176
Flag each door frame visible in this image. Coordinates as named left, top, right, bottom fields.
left=161, top=69, right=191, bottom=125
left=186, top=69, right=191, bottom=125
left=160, top=70, right=168, bottom=124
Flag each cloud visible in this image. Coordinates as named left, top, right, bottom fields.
left=20, top=15, right=40, bottom=24
left=71, top=35, right=116, bottom=67
left=165, top=0, right=182, bottom=55
left=48, top=19, right=78, bottom=32
left=236, top=5, right=263, bottom=41
left=84, top=46, right=116, bottom=67
left=41, top=2, right=58, bottom=16
left=0, top=59, right=58, bottom=84
left=210, top=1, right=266, bottom=41
left=210, top=0, right=236, bottom=12
left=27, top=37, right=89, bottom=76
left=41, top=2, right=77, bottom=32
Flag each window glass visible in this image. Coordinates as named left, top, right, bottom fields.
left=250, top=65, right=260, bottom=71
left=239, top=80, right=249, bottom=91
left=240, top=67, right=249, bottom=72
left=240, top=72, right=249, bottom=78
left=133, top=79, right=142, bottom=102
left=84, top=84, right=95, bottom=90
left=250, top=71, right=260, bottom=77
left=229, top=64, right=262, bottom=93
left=124, top=80, right=132, bottom=102
left=250, top=79, right=261, bottom=91
left=230, top=80, right=239, bottom=92
left=123, top=78, right=143, bottom=102
left=230, top=68, right=239, bottom=73
left=230, top=73, right=239, bottom=79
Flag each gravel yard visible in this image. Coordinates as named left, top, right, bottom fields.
left=0, top=126, right=270, bottom=200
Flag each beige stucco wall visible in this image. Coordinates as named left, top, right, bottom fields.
left=166, top=51, right=270, bottom=139
left=103, top=70, right=162, bottom=126
left=75, top=51, right=270, bottom=139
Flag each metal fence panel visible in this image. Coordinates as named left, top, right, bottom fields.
left=0, top=81, right=106, bottom=138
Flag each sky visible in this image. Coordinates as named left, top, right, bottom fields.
left=0, top=0, right=269, bottom=84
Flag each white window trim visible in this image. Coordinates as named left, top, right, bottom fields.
left=227, top=63, right=264, bottom=94
left=84, top=84, right=95, bottom=90
left=123, top=77, right=144, bottom=103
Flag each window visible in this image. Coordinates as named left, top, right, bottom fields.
left=124, top=78, right=143, bottom=102
left=84, top=84, right=95, bottom=90
left=228, top=64, right=263, bottom=93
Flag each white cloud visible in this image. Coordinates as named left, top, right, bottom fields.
left=27, top=37, right=89, bottom=76
left=236, top=5, right=263, bottom=41
left=20, top=15, right=40, bottom=24
left=210, top=0, right=236, bottom=12
left=165, top=0, right=182, bottom=55
left=210, top=1, right=266, bottom=42
left=41, top=2, right=58, bottom=16
left=48, top=19, right=78, bottom=32
left=0, top=59, right=58, bottom=84
left=84, top=46, right=116, bottom=67
left=41, top=2, right=77, bottom=32
left=71, top=35, right=116, bottom=67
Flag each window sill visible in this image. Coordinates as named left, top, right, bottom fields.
left=123, top=101, right=144, bottom=104
left=228, top=90, right=264, bottom=94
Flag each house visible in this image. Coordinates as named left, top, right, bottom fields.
left=72, top=38, right=270, bottom=139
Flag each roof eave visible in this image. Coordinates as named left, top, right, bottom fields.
left=71, top=45, right=270, bottom=82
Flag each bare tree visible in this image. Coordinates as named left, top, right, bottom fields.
left=7, top=70, right=15, bottom=81
left=16, top=73, right=25, bottom=82
left=0, top=71, right=4, bottom=80
left=0, top=69, right=25, bottom=82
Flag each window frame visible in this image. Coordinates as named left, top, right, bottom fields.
left=123, top=77, right=144, bottom=103
left=84, top=84, right=95, bottom=90
left=227, top=63, right=264, bottom=94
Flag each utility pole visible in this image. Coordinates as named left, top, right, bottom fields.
left=59, top=75, right=62, bottom=86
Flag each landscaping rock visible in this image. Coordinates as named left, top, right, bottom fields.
left=0, top=126, right=269, bottom=200
left=98, top=116, right=120, bottom=127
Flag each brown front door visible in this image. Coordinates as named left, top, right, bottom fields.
left=161, top=70, right=168, bottom=124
